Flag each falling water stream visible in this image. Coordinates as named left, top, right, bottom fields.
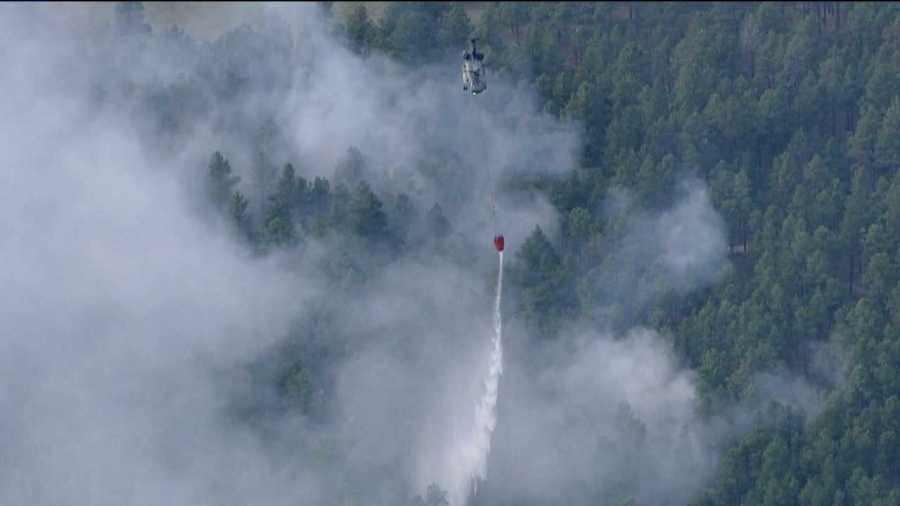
left=468, top=251, right=504, bottom=499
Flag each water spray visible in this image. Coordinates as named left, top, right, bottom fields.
left=466, top=249, right=504, bottom=501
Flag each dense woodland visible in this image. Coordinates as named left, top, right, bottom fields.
left=120, top=2, right=900, bottom=505
left=333, top=4, right=900, bottom=504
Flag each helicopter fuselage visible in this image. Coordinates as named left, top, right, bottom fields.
left=462, top=39, right=486, bottom=95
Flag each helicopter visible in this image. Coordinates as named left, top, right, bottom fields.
left=461, top=38, right=486, bottom=95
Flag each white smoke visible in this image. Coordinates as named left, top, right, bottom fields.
left=482, top=326, right=720, bottom=506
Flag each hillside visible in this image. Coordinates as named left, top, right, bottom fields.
left=5, top=3, right=900, bottom=506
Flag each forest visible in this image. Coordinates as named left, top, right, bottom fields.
left=6, top=2, right=900, bottom=506
left=330, top=4, right=900, bottom=504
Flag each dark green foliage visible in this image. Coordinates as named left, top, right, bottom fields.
left=311, top=177, right=331, bottom=217
left=378, top=2, right=449, bottom=63
left=437, top=4, right=472, bottom=49
left=452, top=3, right=900, bottom=502
left=190, top=3, right=900, bottom=503
left=710, top=164, right=752, bottom=249
left=512, top=225, right=576, bottom=337
left=230, top=190, right=253, bottom=243
left=262, top=213, right=296, bottom=249
left=344, top=5, right=375, bottom=55
left=876, top=97, right=900, bottom=170
left=564, top=79, right=612, bottom=167
left=262, top=164, right=299, bottom=249
left=207, top=151, right=240, bottom=212
left=349, top=181, right=388, bottom=240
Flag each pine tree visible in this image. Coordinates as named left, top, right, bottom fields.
left=207, top=151, right=240, bottom=212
